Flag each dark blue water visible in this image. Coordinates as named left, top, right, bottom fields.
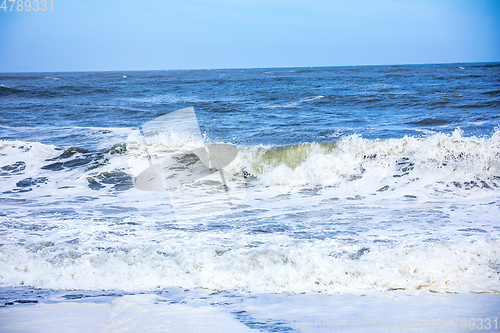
left=1, top=63, right=499, bottom=148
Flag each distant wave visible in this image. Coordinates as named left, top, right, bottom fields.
left=483, top=89, right=500, bottom=96
left=406, top=117, right=454, bottom=126
left=263, top=95, right=325, bottom=109
left=0, top=85, right=23, bottom=96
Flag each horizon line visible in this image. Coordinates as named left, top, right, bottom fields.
left=1, top=61, right=499, bottom=75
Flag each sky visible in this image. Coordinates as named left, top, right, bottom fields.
left=0, top=0, right=499, bottom=72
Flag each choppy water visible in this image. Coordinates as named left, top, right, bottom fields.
left=1, top=63, right=499, bottom=330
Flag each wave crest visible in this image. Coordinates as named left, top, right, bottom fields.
left=237, top=129, right=500, bottom=186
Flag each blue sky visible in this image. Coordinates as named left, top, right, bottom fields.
left=0, top=0, right=499, bottom=72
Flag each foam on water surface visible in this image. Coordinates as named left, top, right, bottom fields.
left=0, top=235, right=498, bottom=293
left=1, top=130, right=499, bottom=295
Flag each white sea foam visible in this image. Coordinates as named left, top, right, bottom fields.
left=4, top=129, right=498, bottom=192
left=0, top=130, right=499, bottom=296
left=238, top=129, right=500, bottom=187
left=0, top=237, right=498, bottom=294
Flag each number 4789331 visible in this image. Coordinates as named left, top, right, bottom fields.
left=1, top=0, right=53, bottom=11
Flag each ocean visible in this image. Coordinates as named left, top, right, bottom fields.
left=0, top=63, right=499, bottom=332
